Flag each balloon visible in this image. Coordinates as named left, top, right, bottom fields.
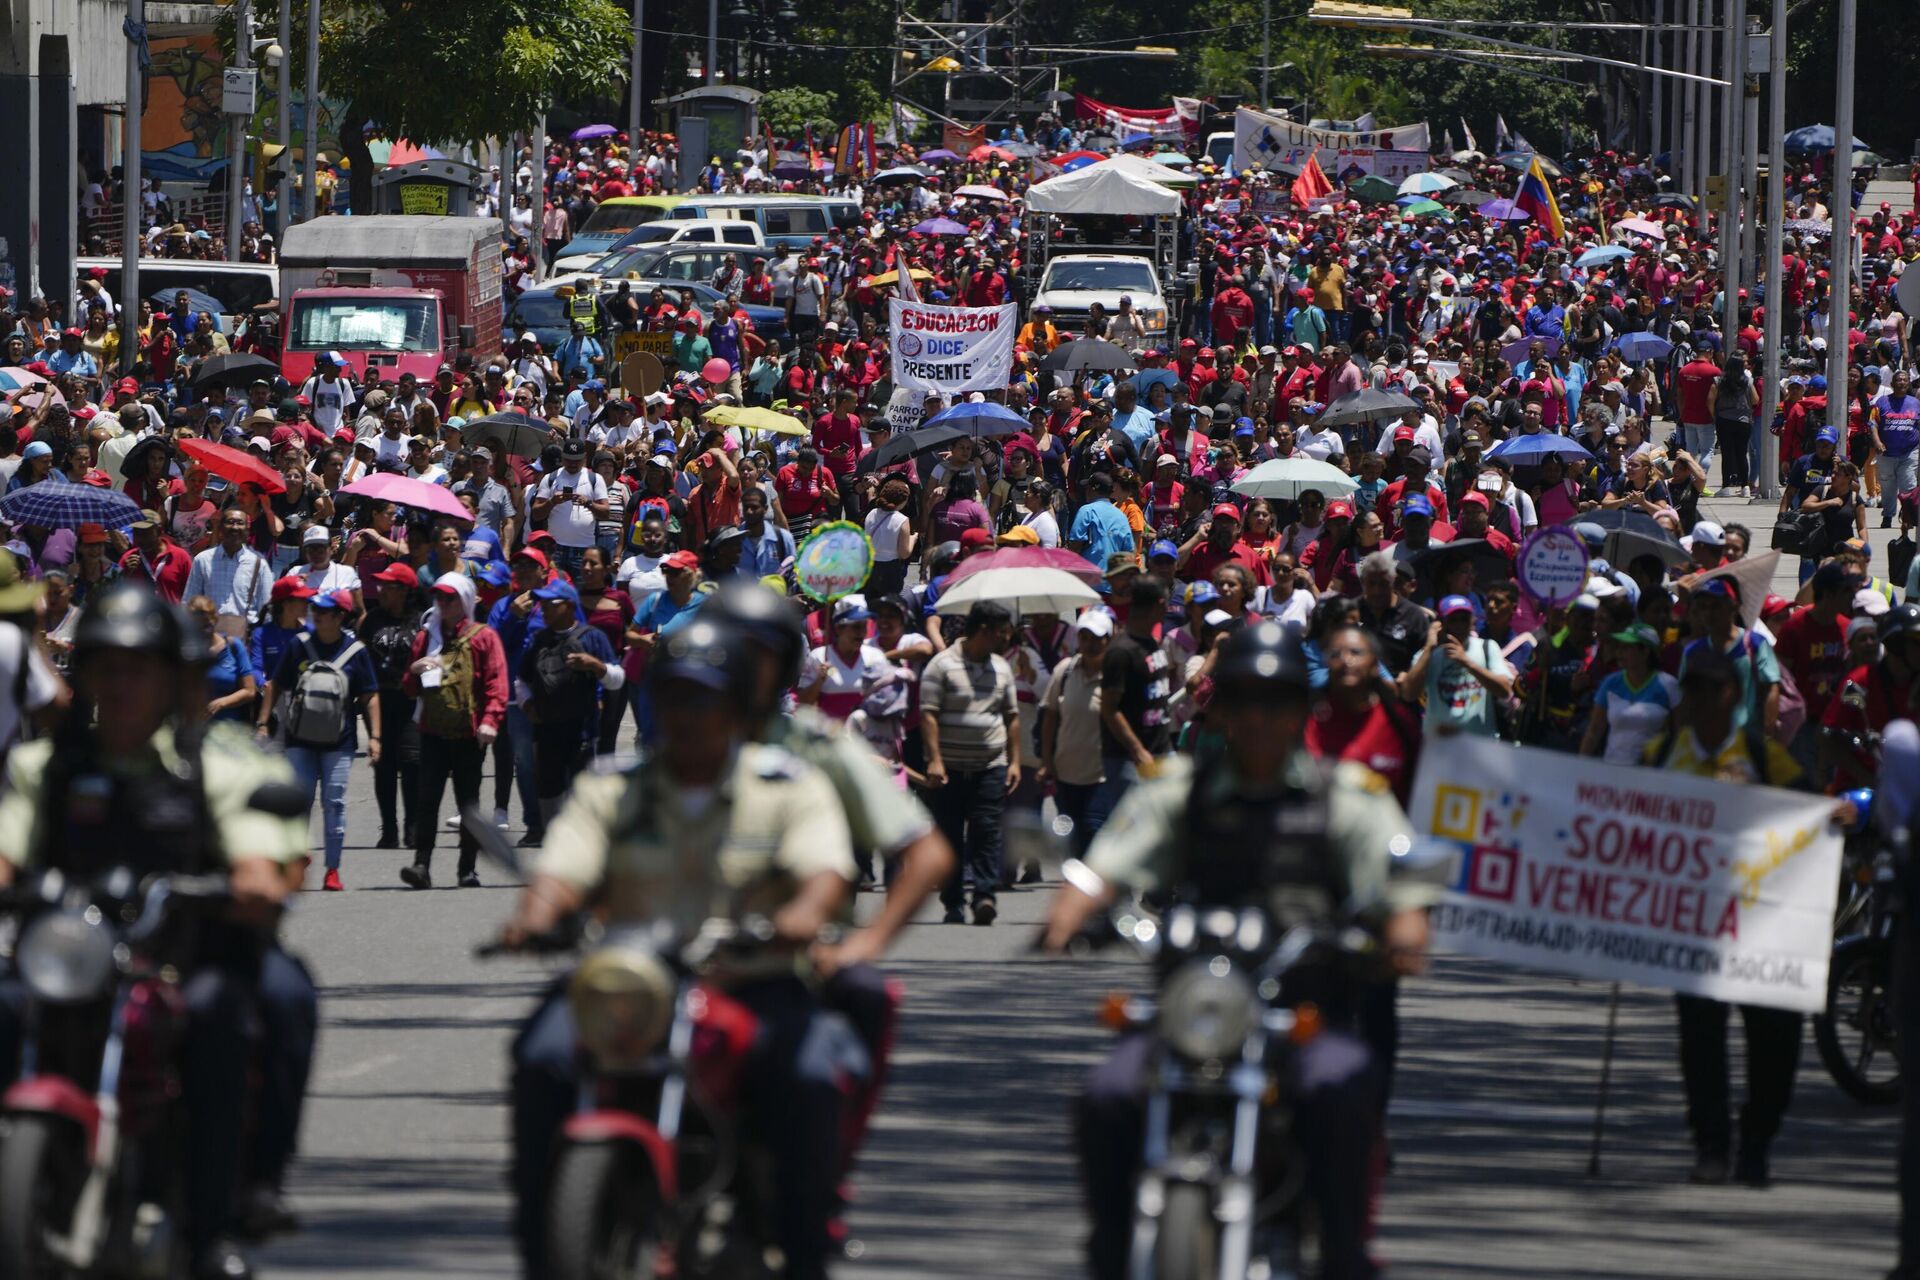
left=702, top=357, right=732, bottom=384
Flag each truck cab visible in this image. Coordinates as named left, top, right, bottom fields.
left=281, top=287, right=456, bottom=385
left=1032, top=254, right=1171, bottom=344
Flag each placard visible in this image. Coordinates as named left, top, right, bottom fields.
left=398, top=184, right=451, bottom=216
left=888, top=300, right=1017, bottom=396
left=618, top=351, right=664, bottom=396
left=613, top=331, right=673, bottom=363
left=792, top=520, right=875, bottom=603
left=884, top=386, right=924, bottom=432
left=1412, top=737, right=1841, bottom=1013
left=1516, top=525, right=1591, bottom=606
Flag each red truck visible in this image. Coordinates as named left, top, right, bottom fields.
left=276, top=216, right=503, bottom=386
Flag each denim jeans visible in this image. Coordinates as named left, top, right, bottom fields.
left=1880, top=452, right=1919, bottom=521
left=270, top=544, right=302, bottom=575
left=1682, top=421, right=1716, bottom=479
left=1253, top=295, right=1274, bottom=348
left=549, top=543, right=589, bottom=577
left=503, top=704, right=542, bottom=832
left=285, top=741, right=356, bottom=869
left=924, top=763, right=1007, bottom=910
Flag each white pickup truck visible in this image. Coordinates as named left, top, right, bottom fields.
left=1030, top=253, right=1171, bottom=345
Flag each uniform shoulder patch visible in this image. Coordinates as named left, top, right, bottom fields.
left=747, top=743, right=807, bottom=782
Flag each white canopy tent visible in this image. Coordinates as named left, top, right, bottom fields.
left=1023, top=161, right=1183, bottom=217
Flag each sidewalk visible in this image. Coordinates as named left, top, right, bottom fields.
left=1693, top=456, right=1907, bottom=601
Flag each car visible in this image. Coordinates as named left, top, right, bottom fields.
left=598, top=218, right=766, bottom=259
left=586, top=242, right=778, bottom=286
left=505, top=280, right=789, bottom=360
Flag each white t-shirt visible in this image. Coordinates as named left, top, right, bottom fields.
left=301, top=375, right=349, bottom=433
left=791, top=273, right=825, bottom=319
left=1023, top=508, right=1061, bottom=547
left=539, top=468, right=609, bottom=547
left=803, top=642, right=892, bottom=702
left=372, top=432, right=410, bottom=466
left=618, top=552, right=665, bottom=609
left=865, top=507, right=911, bottom=563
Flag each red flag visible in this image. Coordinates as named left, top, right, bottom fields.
left=1291, top=153, right=1333, bottom=208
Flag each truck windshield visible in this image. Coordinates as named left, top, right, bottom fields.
left=1043, top=260, right=1158, bottom=292
left=289, top=298, right=440, bottom=350
left=579, top=203, right=668, bottom=235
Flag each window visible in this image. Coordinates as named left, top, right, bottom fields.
left=1041, top=259, right=1158, bottom=293
left=288, top=297, right=440, bottom=351
left=763, top=209, right=793, bottom=236
left=723, top=226, right=758, bottom=244
left=684, top=227, right=716, bottom=242
left=579, top=202, right=670, bottom=234
left=794, top=207, right=830, bottom=233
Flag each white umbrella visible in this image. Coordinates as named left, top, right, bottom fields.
left=954, top=184, right=1009, bottom=202
left=1231, top=457, right=1358, bottom=502
left=934, top=567, right=1100, bottom=616
left=1398, top=171, right=1456, bottom=196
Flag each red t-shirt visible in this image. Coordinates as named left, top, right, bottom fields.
left=1304, top=697, right=1421, bottom=805
left=1183, top=539, right=1273, bottom=589
left=775, top=463, right=834, bottom=518
left=1675, top=359, right=1720, bottom=425
left=811, top=413, right=863, bottom=477
left=1773, top=605, right=1852, bottom=723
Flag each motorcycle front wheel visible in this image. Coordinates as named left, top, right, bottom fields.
left=0, top=1114, right=88, bottom=1280
left=1814, top=937, right=1902, bottom=1106
left=1154, top=1182, right=1219, bottom=1280
left=547, top=1142, right=665, bottom=1280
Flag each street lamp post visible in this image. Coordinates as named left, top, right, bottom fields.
left=121, top=0, right=143, bottom=373
left=303, top=0, right=319, bottom=221
left=278, top=0, right=290, bottom=231
left=1719, top=0, right=1744, bottom=354
left=1757, top=0, right=1787, bottom=497
left=629, top=0, right=644, bottom=150
left=1826, top=0, right=1856, bottom=402
left=227, top=0, right=252, bottom=261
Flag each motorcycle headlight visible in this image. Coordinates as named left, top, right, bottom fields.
left=1159, top=957, right=1258, bottom=1063
left=17, top=910, right=117, bottom=1005
left=569, top=946, right=676, bottom=1071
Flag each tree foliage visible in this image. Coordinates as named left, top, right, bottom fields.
left=760, top=86, right=836, bottom=135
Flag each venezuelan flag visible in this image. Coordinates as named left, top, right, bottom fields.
left=1514, top=155, right=1565, bottom=241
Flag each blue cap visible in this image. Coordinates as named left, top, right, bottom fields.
left=1695, top=577, right=1739, bottom=602
left=205, top=407, right=225, bottom=420
left=1572, top=521, right=1608, bottom=550
left=1438, top=594, right=1475, bottom=617
left=1815, top=426, right=1840, bottom=445
left=1148, top=539, right=1180, bottom=562
left=1184, top=581, right=1220, bottom=607
left=532, top=578, right=581, bottom=607
left=474, top=560, right=512, bottom=587
left=1233, top=423, right=1255, bottom=438
left=1235, top=416, right=1255, bottom=432
left=583, top=379, right=606, bottom=392
left=1402, top=494, right=1434, bottom=519
left=1809, top=375, right=1828, bottom=392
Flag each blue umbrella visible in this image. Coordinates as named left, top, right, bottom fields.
left=150, top=287, right=224, bottom=317
left=1613, top=332, right=1674, bottom=362
left=0, top=479, right=143, bottom=530
left=1486, top=433, right=1595, bottom=463
left=1060, top=155, right=1099, bottom=172
left=1782, top=124, right=1866, bottom=158
left=921, top=401, right=1027, bottom=437
left=1574, top=245, right=1631, bottom=268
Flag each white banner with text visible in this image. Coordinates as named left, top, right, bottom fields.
left=888, top=300, right=1017, bottom=397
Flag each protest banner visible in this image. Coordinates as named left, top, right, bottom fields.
left=613, top=330, right=673, bottom=364
left=793, top=521, right=875, bottom=603
left=1410, top=737, right=1842, bottom=1013
left=888, top=299, right=1017, bottom=397
left=1234, top=107, right=1432, bottom=180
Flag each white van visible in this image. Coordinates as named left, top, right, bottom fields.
left=75, top=257, right=281, bottom=317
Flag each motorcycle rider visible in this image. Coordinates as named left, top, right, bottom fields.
left=0, top=582, right=310, bottom=1280
left=1823, top=602, right=1920, bottom=788
left=1883, top=719, right=1920, bottom=1280
left=499, top=615, right=867, bottom=1280
left=1042, top=620, right=1437, bottom=1280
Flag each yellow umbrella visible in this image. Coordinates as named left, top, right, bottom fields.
left=866, top=268, right=934, bottom=286
left=703, top=404, right=809, bottom=436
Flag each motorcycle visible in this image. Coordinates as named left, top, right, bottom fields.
left=1814, top=785, right=1903, bottom=1105
left=483, top=914, right=816, bottom=1280
left=0, top=866, right=235, bottom=1279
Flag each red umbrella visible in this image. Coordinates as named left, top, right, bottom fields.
left=968, top=144, right=1017, bottom=163
left=944, top=546, right=1104, bottom=587
left=1054, top=149, right=1106, bottom=166
left=177, top=437, right=287, bottom=494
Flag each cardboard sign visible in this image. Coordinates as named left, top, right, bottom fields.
left=884, top=385, right=924, bottom=432
left=613, top=331, right=673, bottom=364
left=619, top=351, right=664, bottom=396
left=398, top=184, right=451, bottom=216
left=1516, top=525, right=1591, bottom=606
left=793, top=520, right=875, bottom=603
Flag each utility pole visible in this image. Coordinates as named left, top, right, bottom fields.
left=303, top=0, right=319, bottom=221
left=1720, top=0, right=1743, bottom=352
left=1826, top=0, right=1856, bottom=401
left=227, top=0, right=252, bottom=260
left=1741, top=14, right=1760, bottom=303
left=277, top=0, right=290, bottom=231
left=121, top=0, right=143, bottom=373
left=708, top=0, right=719, bottom=83
left=629, top=0, right=644, bottom=148
left=1682, top=0, right=1699, bottom=221
left=1758, top=0, right=1786, bottom=497
left=1261, top=0, right=1271, bottom=110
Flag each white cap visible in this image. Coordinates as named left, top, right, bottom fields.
left=1855, top=587, right=1891, bottom=617
left=1074, top=610, right=1115, bottom=638
left=1203, top=608, right=1234, bottom=628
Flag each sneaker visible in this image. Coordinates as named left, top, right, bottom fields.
left=235, top=1184, right=301, bottom=1241
left=399, top=863, right=432, bottom=891
left=458, top=872, right=482, bottom=889
left=322, top=869, right=343, bottom=892
left=443, top=814, right=461, bottom=831
left=1688, top=1150, right=1729, bottom=1185
left=493, top=807, right=510, bottom=829
left=972, top=899, right=998, bottom=927
left=1700, top=486, right=1716, bottom=498
left=374, top=830, right=398, bottom=850
left=191, top=1238, right=255, bottom=1280
left=1017, top=863, right=1043, bottom=885
left=1734, top=1146, right=1771, bottom=1188
left=515, top=831, right=545, bottom=849
left=942, top=907, right=966, bottom=924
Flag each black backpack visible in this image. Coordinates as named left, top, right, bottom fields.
left=527, top=627, right=598, bottom=724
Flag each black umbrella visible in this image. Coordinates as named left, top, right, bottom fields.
left=862, top=422, right=969, bottom=472
left=189, top=351, right=281, bottom=391
left=461, top=411, right=551, bottom=458
left=1438, top=187, right=1498, bottom=207
left=1413, top=537, right=1516, bottom=595
left=1652, top=193, right=1699, bottom=210
left=1318, top=387, right=1420, bottom=427
left=118, top=434, right=173, bottom=482
left=1041, top=338, right=1134, bottom=373
left=1577, top=506, right=1689, bottom=568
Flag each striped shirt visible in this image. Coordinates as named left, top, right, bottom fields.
left=183, top=543, right=273, bottom=621
left=919, top=645, right=1017, bottom=772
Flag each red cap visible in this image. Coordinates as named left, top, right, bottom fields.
left=371, top=562, right=419, bottom=588
left=270, top=426, right=298, bottom=447
left=511, top=547, right=551, bottom=572
left=271, top=577, right=318, bottom=602
left=1393, top=425, right=1417, bottom=442
left=334, top=427, right=357, bottom=444
left=115, top=377, right=139, bottom=395
left=1211, top=502, right=1242, bottom=520
left=1325, top=499, right=1354, bottom=519
left=525, top=529, right=557, bottom=548
left=959, top=527, right=992, bottom=548
left=661, top=549, right=701, bottom=572
left=76, top=522, right=109, bottom=543
left=1460, top=491, right=1491, bottom=509
left=79, top=467, right=110, bottom=487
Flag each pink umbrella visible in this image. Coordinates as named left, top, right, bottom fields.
left=1614, top=217, right=1667, bottom=240
left=338, top=473, right=473, bottom=523
left=944, top=545, right=1103, bottom=587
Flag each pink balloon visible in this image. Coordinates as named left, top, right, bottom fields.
left=702, top=357, right=732, bottom=384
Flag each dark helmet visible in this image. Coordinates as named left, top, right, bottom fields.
left=1880, top=603, right=1920, bottom=643
left=701, top=580, right=806, bottom=687
left=1212, top=620, right=1311, bottom=696
left=648, top=616, right=756, bottom=708
left=929, top=540, right=964, bottom=577
left=71, top=582, right=185, bottom=663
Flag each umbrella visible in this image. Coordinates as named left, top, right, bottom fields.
left=1485, top=433, right=1595, bottom=463
left=1652, top=194, right=1698, bottom=210
left=999, top=141, right=1043, bottom=159
left=1437, top=168, right=1475, bottom=184
left=117, top=435, right=173, bottom=482
left=1451, top=149, right=1486, bottom=162
left=1318, top=387, right=1420, bottom=428
left=1783, top=218, right=1831, bottom=235
left=866, top=268, right=934, bottom=287
left=1496, top=151, right=1562, bottom=176
left=923, top=401, right=1027, bottom=437
left=873, top=166, right=930, bottom=184
left=1613, top=217, right=1667, bottom=240
left=1782, top=124, right=1867, bottom=158
left=1054, top=149, right=1106, bottom=166
left=1150, top=152, right=1193, bottom=168
left=1438, top=187, right=1497, bottom=206
left=1577, top=507, right=1689, bottom=568
left=1613, top=332, right=1674, bottom=362
left=955, top=184, right=1008, bottom=202
left=1574, top=245, right=1631, bottom=268
left=1414, top=537, right=1514, bottom=590
left=1132, top=368, right=1180, bottom=394
left=1060, top=155, right=1100, bottom=173
left=190, top=351, right=281, bottom=391
left=1231, top=457, right=1358, bottom=502
left=150, top=287, right=225, bottom=316
left=177, top=437, right=287, bottom=493
left=1398, top=172, right=1455, bottom=195
left=968, top=145, right=1017, bottom=163
left=0, top=367, right=48, bottom=392
left=863, top=423, right=970, bottom=472
left=1399, top=199, right=1450, bottom=220
left=0, top=479, right=143, bottom=530
left=702, top=405, right=809, bottom=437
left=570, top=123, right=617, bottom=141
left=1041, top=89, right=1077, bottom=103
left=1348, top=175, right=1400, bottom=203
left=1499, top=335, right=1561, bottom=364
left=933, top=566, right=1099, bottom=616
left=339, top=473, right=473, bottom=524
left=461, top=410, right=552, bottom=458
left=945, top=546, right=1104, bottom=587
left=912, top=217, right=970, bottom=236
left=1040, top=339, right=1134, bottom=373
left=1476, top=199, right=1530, bottom=222
left=918, top=148, right=962, bottom=163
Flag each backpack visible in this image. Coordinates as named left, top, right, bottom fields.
left=1739, top=631, right=1805, bottom=746
left=526, top=627, right=599, bottom=724
left=419, top=630, right=478, bottom=738
left=283, top=636, right=365, bottom=748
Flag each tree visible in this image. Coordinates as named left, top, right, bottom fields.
left=761, top=86, right=836, bottom=137
left=319, top=0, right=628, bottom=212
